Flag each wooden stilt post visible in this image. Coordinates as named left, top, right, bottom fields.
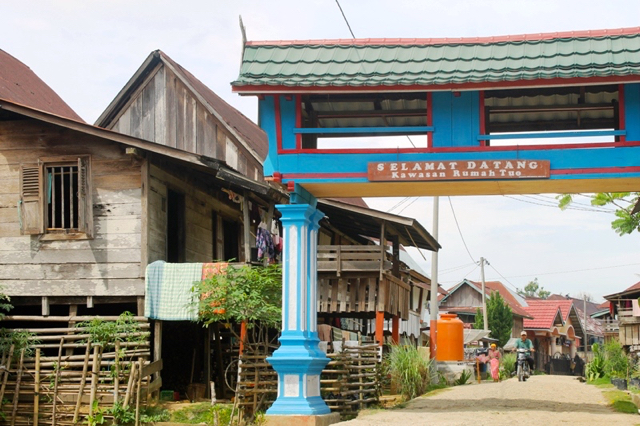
left=375, top=311, right=384, bottom=346
left=391, top=316, right=399, bottom=344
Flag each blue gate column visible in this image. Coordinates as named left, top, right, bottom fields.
left=266, top=202, right=331, bottom=416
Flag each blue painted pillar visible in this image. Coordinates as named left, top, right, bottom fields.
left=266, top=203, right=330, bottom=415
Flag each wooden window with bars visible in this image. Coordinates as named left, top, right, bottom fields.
left=19, top=156, right=93, bottom=239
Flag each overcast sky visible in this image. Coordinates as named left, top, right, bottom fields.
left=4, top=1, right=640, bottom=301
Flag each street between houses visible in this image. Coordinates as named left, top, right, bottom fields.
left=336, top=375, right=638, bottom=426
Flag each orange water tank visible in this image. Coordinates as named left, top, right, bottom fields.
left=436, top=313, right=464, bottom=361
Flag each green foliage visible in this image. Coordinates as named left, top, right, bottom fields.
left=0, top=288, right=12, bottom=321
left=105, top=401, right=136, bottom=426
left=603, top=340, right=630, bottom=379
left=383, top=344, right=433, bottom=401
left=517, top=278, right=550, bottom=299
left=169, top=402, right=232, bottom=424
left=139, top=406, right=171, bottom=424
left=473, top=291, right=513, bottom=347
left=0, top=329, right=38, bottom=359
left=76, top=312, right=147, bottom=350
left=500, top=353, right=516, bottom=380
left=558, top=192, right=640, bottom=236
left=84, top=402, right=105, bottom=426
left=585, top=343, right=606, bottom=382
left=193, top=264, right=282, bottom=329
left=453, top=369, right=471, bottom=386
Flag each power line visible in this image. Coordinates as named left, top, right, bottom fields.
left=502, top=194, right=614, bottom=213
left=334, top=0, right=356, bottom=38
left=397, top=197, right=420, bottom=215
left=448, top=197, right=476, bottom=262
left=496, top=262, right=640, bottom=279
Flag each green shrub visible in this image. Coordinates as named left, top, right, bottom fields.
left=603, top=340, right=630, bottom=379
left=500, top=353, right=516, bottom=380
left=170, top=402, right=232, bottom=425
left=383, top=344, right=433, bottom=401
left=453, top=369, right=471, bottom=386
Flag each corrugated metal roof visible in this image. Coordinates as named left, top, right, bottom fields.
left=0, top=49, right=84, bottom=122
left=233, top=27, right=640, bottom=90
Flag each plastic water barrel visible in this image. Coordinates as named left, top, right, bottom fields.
left=436, top=313, right=464, bottom=361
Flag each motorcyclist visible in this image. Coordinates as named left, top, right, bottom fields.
left=514, top=330, right=535, bottom=372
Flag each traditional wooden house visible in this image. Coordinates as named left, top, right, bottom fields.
left=439, top=279, right=532, bottom=337
left=314, top=198, right=439, bottom=347
left=604, top=281, right=640, bottom=351
left=0, top=49, right=290, bottom=402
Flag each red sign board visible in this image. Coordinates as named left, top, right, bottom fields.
left=368, top=160, right=550, bottom=182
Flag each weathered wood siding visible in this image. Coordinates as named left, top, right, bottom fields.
left=108, top=65, right=263, bottom=181
left=147, top=163, right=245, bottom=263
left=440, top=285, right=482, bottom=308
left=0, top=120, right=144, bottom=297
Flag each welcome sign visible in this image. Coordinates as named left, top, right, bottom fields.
left=368, top=160, right=550, bottom=182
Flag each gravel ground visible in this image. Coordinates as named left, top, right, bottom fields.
left=336, top=375, right=640, bottom=426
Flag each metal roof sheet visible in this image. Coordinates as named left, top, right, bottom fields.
left=233, top=27, right=640, bottom=90
left=0, top=49, right=84, bottom=122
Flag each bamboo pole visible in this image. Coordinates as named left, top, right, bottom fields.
left=10, top=348, right=25, bottom=426
left=73, top=340, right=92, bottom=424
left=135, top=358, right=142, bottom=426
left=52, top=337, right=65, bottom=426
left=113, top=341, right=120, bottom=406
left=0, top=344, right=15, bottom=404
left=123, top=361, right=137, bottom=408
left=34, top=348, right=40, bottom=426
left=89, top=345, right=101, bottom=413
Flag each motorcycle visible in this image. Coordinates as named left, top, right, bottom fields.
left=516, top=348, right=531, bottom=382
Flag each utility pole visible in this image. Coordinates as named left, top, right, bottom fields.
left=584, top=295, right=589, bottom=353
left=480, top=257, right=488, bottom=331
left=429, top=197, right=439, bottom=359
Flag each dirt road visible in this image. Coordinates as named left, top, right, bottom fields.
left=337, top=375, right=639, bottom=426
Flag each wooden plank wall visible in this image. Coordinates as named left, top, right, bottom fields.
left=109, top=65, right=263, bottom=181
left=0, top=121, right=144, bottom=298
left=147, top=164, right=245, bottom=264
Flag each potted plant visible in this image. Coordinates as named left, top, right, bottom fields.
left=611, top=373, right=628, bottom=390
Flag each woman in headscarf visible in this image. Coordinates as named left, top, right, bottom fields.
left=488, top=343, right=501, bottom=382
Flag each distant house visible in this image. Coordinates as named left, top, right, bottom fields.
left=523, top=299, right=582, bottom=358
left=604, top=281, right=640, bottom=351
left=439, top=279, right=532, bottom=337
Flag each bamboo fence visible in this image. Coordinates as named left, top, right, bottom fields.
left=233, top=339, right=381, bottom=420
left=0, top=318, right=158, bottom=426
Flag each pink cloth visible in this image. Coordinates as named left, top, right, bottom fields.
left=490, top=358, right=500, bottom=380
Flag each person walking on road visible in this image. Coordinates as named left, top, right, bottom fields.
left=488, top=343, right=501, bottom=382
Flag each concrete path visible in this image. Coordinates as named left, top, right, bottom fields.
left=336, top=375, right=639, bottom=426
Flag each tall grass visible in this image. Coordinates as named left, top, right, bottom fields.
left=384, top=344, right=433, bottom=400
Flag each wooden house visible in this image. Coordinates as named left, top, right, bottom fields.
left=0, top=48, right=290, bottom=399
left=439, top=279, right=532, bottom=337
left=604, top=281, right=640, bottom=351
left=314, top=198, right=439, bottom=346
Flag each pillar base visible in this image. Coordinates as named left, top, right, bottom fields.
left=264, top=412, right=341, bottom=426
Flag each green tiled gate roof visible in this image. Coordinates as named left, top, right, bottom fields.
left=232, top=27, right=640, bottom=90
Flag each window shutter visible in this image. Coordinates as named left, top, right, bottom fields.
left=77, top=156, right=93, bottom=238
left=19, top=164, right=43, bottom=235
